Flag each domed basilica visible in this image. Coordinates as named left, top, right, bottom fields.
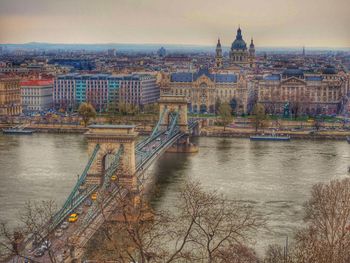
left=216, top=27, right=255, bottom=69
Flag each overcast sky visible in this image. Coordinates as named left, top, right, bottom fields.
left=0, top=0, right=349, bottom=48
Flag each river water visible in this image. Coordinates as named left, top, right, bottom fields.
left=0, top=133, right=349, bottom=254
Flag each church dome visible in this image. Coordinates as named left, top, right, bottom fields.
left=231, top=27, right=247, bottom=50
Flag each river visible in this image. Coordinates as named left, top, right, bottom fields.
left=0, top=133, right=349, bottom=254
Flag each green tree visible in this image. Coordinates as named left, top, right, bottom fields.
left=78, top=102, right=96, bottom=127
left=252, top=103, right=266, bottom=132
left=218, top=102, right=233, bottom=131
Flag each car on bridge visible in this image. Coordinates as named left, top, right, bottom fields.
left=33, top=247, right=45, bottom=257
left=85, top=199, right=92, bottom=206
left=68, top=213, right=78, bottom=223
left=91, top=192, right=98, bottom=200
left=60, top=221, right=69, bottom=229
left=76, top=207, right=83, bottom=214
left=40, top=240, right=51, bottom=250
left=55, top=228, right=63, bottom=237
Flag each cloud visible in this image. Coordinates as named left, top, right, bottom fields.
left=0, top=0, right=349, bottom=47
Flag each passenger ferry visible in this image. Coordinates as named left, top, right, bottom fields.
left=2, top=125, right=35, bottom=135
left=250, top=130, right=290, bottom=141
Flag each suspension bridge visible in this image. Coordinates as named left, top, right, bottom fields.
left=10, top=95, right=200, bottom=263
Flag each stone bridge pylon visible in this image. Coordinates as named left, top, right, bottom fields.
left=158, top=94, right=188, bottom=133
left=84, top=124, right=138, bottom=191
left=159, top=94, right=199, bottom=153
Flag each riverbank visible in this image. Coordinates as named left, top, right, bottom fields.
left=0, top=123, right=154, bottom=135
left=1, top=122, right=350, bottom=140
left=201, top=126, right=350, bottom=140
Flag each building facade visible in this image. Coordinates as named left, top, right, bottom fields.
left=254, top=67, right=348, bottom=115
left=119, top=74, right=159, bottom=106
left=53, top=73, right=159, bottom=111
left=53, top=74, right=77, bottom=111
left=162, top=68, right=248, bottom=114
left=0, top=77, right=22, bottom=116
left=21, top=79, right=53, bottom=112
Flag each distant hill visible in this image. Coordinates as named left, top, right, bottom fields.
left=0, top=42, right=349, bottom=54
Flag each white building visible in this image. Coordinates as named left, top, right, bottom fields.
left=21, top=79, right=53, bottom=112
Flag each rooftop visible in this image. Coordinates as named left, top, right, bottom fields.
left=20, top=79, right=53, bottom=86
left=170, top=69, right=237, bottom=83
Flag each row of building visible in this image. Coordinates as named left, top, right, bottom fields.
left=162, top=66, right=349, bottom=115
left=1, top=65, right=349, bottom=117
left=0, top=73, right=159, bottom=116
left=53, top=73, right=159, bottom=111
left=1, top=63, right=349, bottom=118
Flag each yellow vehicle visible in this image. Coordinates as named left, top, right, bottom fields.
left=111, top=175, right=117, bottom=181
left=91, top=193, right=98, bottom=200
left=68, top=213, right=78, bottom=223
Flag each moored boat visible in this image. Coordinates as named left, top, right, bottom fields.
left=250, top=135, right=290, bottom=141
left=2, top=128, right=35, bottom=135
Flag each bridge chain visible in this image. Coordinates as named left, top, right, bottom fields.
left=51, top=144, right=101, bottom=229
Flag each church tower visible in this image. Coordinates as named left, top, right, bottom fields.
left=215, top=38, right=223, bottom=69
left=248, top=38, right=256, bottom=68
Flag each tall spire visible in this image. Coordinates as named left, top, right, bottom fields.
left=250, top=38, right=255, bottom=48
left=215, top=37, right=223, bottom=69
left=236, top=26, right=243, bottom=40
left=217, top=37, right=221, bottom=47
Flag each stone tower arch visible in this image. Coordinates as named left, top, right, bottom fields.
left=84, top=125, right=138, bottom=190
left=158, top=94, right=188, bottom=133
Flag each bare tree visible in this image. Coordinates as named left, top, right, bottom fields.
left=292, top=178, right=350, bottom=263
left=179, top=182, right=263, bottom=262
left=264, top=244, right=286, bottom=263
left=84, top=180, right=263, bottom=263
left=265, top=178, right=350, bottom=263
left=0, top=200, right=60, bottom=263
left=252, top=103, right=267, bottom=132
left=218, top=102, right=233, bottom=131
left=0, top=222, right=26, bottom=262
left=313, top=117, right=323, bottom=131
left=214, top=244, right=258, bottom=263
left=290, top=92, right=311, bottom=119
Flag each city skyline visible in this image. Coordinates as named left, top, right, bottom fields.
left=0, top=0, right=349, bottom=48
